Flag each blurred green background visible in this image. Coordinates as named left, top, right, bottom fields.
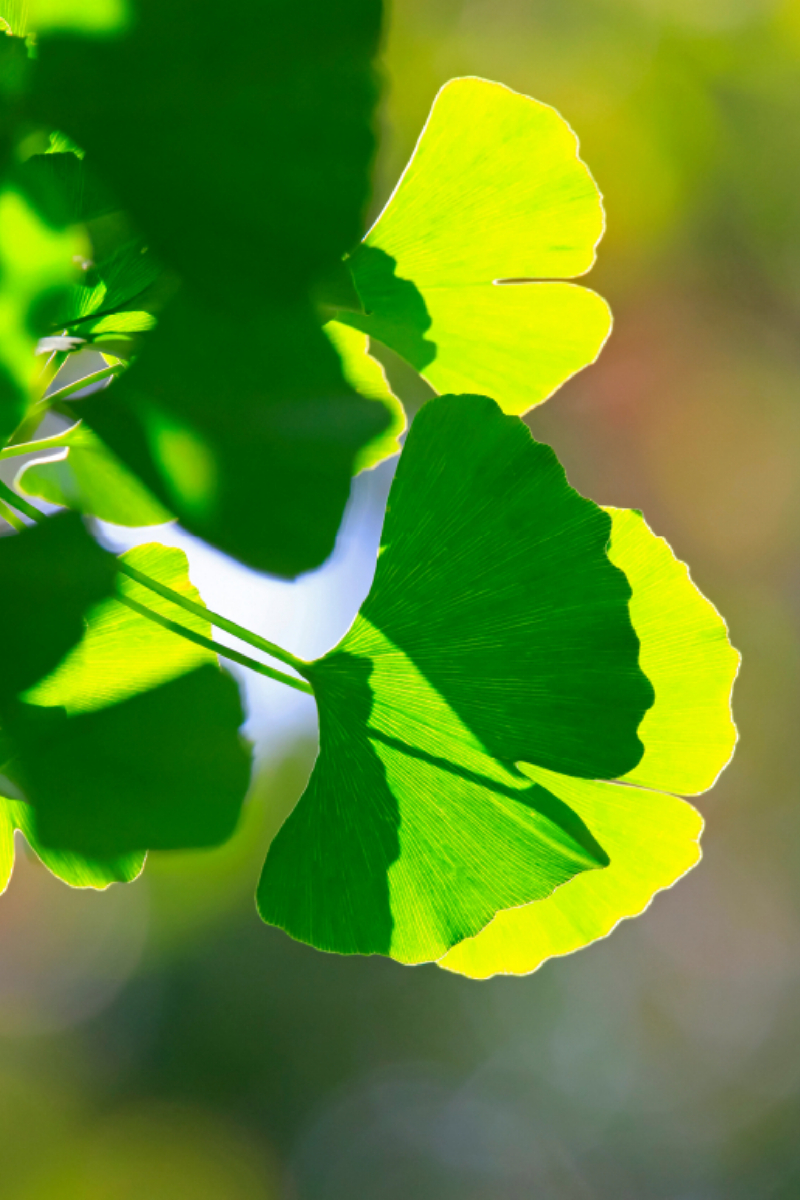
left=3, top=0, right=800, bottom=1195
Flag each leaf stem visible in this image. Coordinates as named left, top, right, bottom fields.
left=0, top=423, right=81, bottom=460
left=0, top=481, right=313, bottom=695
left=116, top=561, right=308, bottom=673
left=116, top=594, right=314, bottom=695
left=0, top=479, right=45, bottom=523
left=44, top=364, right=124, bottom=406
left=0, top=498, right=26, bottom=531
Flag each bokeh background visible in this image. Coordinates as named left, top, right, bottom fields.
left=3, top=0, right=800, bottom=1195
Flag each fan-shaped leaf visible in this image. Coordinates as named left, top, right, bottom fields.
left=439, top=508, right=739, bottom=978
left=3, top=541, right=252, bottom=858
left=0, top=186, right=85, bottom=442
left=257, top=395, right=654, bottom=962
left=339, top=78, right=611, bottom=414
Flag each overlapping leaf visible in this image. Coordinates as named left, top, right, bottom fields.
left=0, top=533, right=252, bottom=861
left=440, top=509, right=739, bottom=978
left=337, top=77, right=612, bottom=414
left=23, top=0, right=391, bottom=575
left=257, top=395, right=655, bottom=963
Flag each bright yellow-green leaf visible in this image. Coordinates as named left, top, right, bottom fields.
left=258, top=396, right=655, bottom=963
left=439, top=507, right=738, bottom=979
left=324, top=320, right=406, bottom=471
left=341, top=77, right=611, bottom=413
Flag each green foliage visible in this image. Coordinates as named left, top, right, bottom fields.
left=258, top=395, right=653, bottom=962
left=441, top=508, right=739, bottom=978
left=0, top=0, right=738, bottom=975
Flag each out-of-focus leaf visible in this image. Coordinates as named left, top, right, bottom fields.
left=17, top=150, right=114, bottom=228
left=1, top=794, right=145, bottom=889
left=0, top=511, right=115, bottom=703
left=257, top=395, right=654, bottom=962
left=17, top=423, right=173, bottom=526
left=78, top=295, right=389, bottom=576
left=339, top=78, right=611, bottom=414
left=8, top=0, right=131, bottom=36
left=28, top=0, right=391, bottom=576
left=0, top=186, right=85, bottom=442
left=5, top=541, right=252, bottom=857
left=9, top=664, right=251, bottom=857
left=439, top=508, right=739, bottom=979
left=325, top=320, right=406, bottom=471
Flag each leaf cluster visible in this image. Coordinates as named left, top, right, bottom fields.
left=0, top=0, right=738, bottom=976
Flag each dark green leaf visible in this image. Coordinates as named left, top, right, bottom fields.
left=28, top=0, right=390, bottom=575
left=257, top=395, right=654, bottom=962
left=8, top=664, right=251, bottom=857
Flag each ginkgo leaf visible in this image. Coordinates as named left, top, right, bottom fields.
left=257, top=395, right=655, bottom=963
left=6, top=0, right=131, bottom=36
left=3, top=540, right=253, bottom=857
left=438, top=508, right=739, bottom=979
left=17, top=423, right=173, bottom=526
left=0, top=511, right=116, bottom=703
left=27, top=0, right=390, bottom=575
left=9, top=665, right=251, bottom=857
left=325, top=320, right=406, bottom=472
left=338, top=78, right=611, bottom=414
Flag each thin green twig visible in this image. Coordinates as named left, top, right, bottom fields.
left=0, top=422, right=81, bottom=460
left=0, top=479, right=44, bottom=523
left=117, top=593, right=314, bottom=695
left=0, top=480, right=314, bottom=696
left=44, top=364, right=124, bottom=406
left=0, top=498, right=26, bottom=531
left=117, top=561, right=309, bottom=673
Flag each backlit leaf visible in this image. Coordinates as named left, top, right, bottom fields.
left=9, top=665, right=251, bottom=857
left=0, top=186, right=85, bottom=442
left=257, top=395, right=654, bottom=962
left=325, top=320, right=406, bottom=472
left=1, top=793, right=145, bottom=889
left=3, top=540, right=252, bottom=858
left=439, top=508, right=739, bottom=978
left=339, top=78, right=611, bottom=414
